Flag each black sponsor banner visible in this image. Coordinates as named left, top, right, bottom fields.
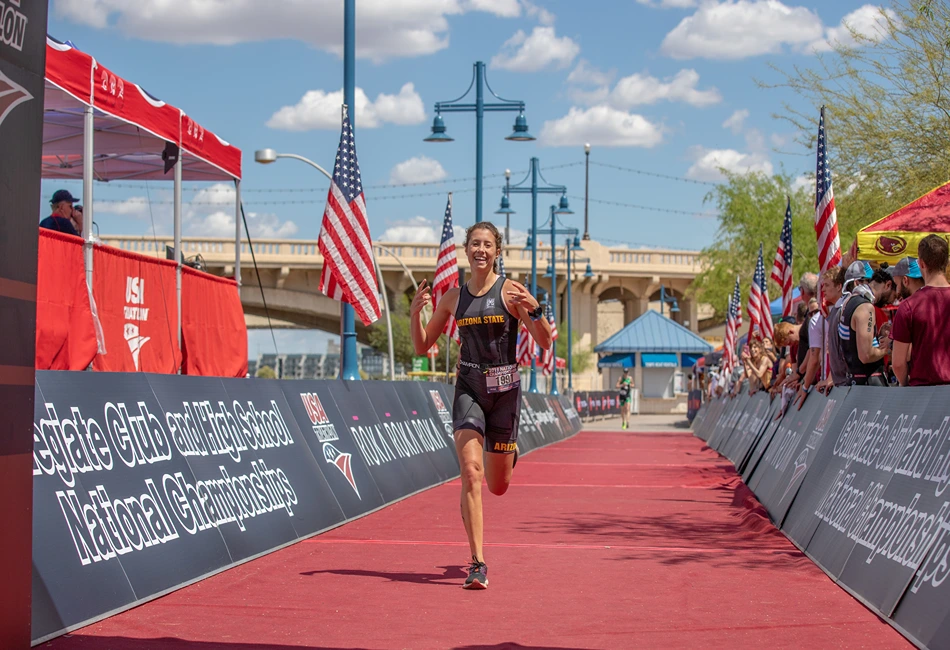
left=32, top=372, right=230, bottom=642
left=574, top=392, right=589, bottom=419
left=515, top=393, right=545, bottom=452
left=837, top=387, right=950, bottom=620
left=279, top=381, right=386, bottom=519
left=693, top=398, right=725, bottom=442
left=389, top=381, right=460, bottom=481
left=707, top=393, right=748, bottom=452
left=323, top=381, right=419, bottom=504
left=735, top=397, right=783, bottom=476
left=720, top=393, right=770, bottom=465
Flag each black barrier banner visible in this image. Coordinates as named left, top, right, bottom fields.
left=735, top=397, right=782, bottom=476
left=694, top=397, right=725, bottom=442
left=720, top=392, right=770, bottom=466
left=32, top=372, right=582, bottom=644
left=278, top=381, right=386, bottom=519
left=707, top=393, right=748, bottom=452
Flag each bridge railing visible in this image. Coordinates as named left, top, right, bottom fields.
left=98, top=236, right=702, bottom=274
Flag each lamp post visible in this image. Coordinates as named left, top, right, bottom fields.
left=424, top=62, right=534, bottom=223
left=659, top=284, right=680, bottom=317
left=495, top=169, right=513, bottom=244
left=583, top=143, right=591, bottom=240
left=562, top=238, right=592, bottom=391
left=541, top=201, right=575, bottom=396
left=499, top=157, right=569, bottom=392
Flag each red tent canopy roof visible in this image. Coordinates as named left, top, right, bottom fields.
left=862, top=181, right=950, bottom=234
left=43, top=36, right=241, bottom=182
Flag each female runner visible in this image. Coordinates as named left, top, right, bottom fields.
left=410, top=221, right=552, bottom=589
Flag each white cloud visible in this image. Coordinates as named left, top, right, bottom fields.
left=540, top=106, right=664, bottom=148
left=522, top=0, right=556, bottom=25
left=95, top=184, right=298, bottom=238
left=722, top=109, right=749, bottom=134
left=52, top=0, right=523, bottom=62
left=267, top=83, right=425, bottom=131
left=609, top=69, right=721, bottom=108
left=379, top=216, right=463, bottom=243
left=660, top=0, right=825, bottom=60
left=810, top=5, right=896, bottom=52
left=388, top=156, right=448, bottom=185
left=491, top=26, right=580, bottom=72
left=567, top=59, right=615, bottom=87
left=686, top=147, right=773, bottom=181
left=636, top=0, right=698, bottom=8
left=792, top=174, right=812, bottom=191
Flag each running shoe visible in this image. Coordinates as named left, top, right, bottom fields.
left=463, top=556, right=488, bottom=589
left=622, top=422, right=628, bottom=430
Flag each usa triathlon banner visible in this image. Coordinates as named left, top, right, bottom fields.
left=32, top=372, right=581, bottom=643
left=573, top=391, right=621, bottom=419
left=693, top=386, right=950, bottom=650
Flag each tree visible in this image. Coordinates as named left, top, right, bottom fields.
left=255, top=365, right=276, bottom=379
left=689, top=170, right=869, bottom=321
left=555, top=322, right=594, bottom=374
left=766, top=0, right=950, bottom=218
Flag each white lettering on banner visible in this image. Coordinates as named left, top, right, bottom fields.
left=349, top=418, right=447, bottom=468
left=36, top=395, right=303, bottom=567
left=0, top=0, right=27, bottom=52
left=123, top=276, right=150, bottom=370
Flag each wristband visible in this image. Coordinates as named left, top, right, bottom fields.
left=528, top=305, right=544, bottom=321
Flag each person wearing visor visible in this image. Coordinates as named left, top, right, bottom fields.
left=616, top=368, right=634, bottom=430
left=40, top=189, right=80, bottom=236
left=411, top=221, right=552, bottom=590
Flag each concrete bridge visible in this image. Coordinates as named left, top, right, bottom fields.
left=99, top=235, right=704, bottom=351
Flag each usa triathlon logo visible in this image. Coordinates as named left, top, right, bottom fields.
left=300, top=392, right=360, bottom=499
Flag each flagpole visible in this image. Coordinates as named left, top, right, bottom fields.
left=339, top=0, right=360, bottom=381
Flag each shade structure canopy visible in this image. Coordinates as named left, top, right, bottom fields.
left=43, top=36, right=242, bottom=182
left=595, top=310, right=713, bottom=355
left=856, top=181, right=950, bottom=263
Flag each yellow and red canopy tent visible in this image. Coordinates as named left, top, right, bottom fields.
left=855, top=181, right=950, bottom=263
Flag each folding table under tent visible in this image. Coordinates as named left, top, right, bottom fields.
left=41, top=35, right=244, bottom=345
left=854, top=181, right=950, bottom=263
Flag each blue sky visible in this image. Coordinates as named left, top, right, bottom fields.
left=43, top=0, right=891, bottom=354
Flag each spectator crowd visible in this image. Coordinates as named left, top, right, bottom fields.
left=705, top=234, right=950, bottom=404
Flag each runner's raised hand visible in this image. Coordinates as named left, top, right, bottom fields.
left=411, top=279, right=431, bottom=317
left=505, top=281, right=539, bottom=310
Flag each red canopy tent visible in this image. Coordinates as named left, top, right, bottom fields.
left=855, top=181, right=950, bottom=263
left=39, top=35, right=247, bottom=375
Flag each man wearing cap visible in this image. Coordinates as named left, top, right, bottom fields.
left=838, top=261, right=890, bottom=386
left=39, top=189, right=80, bottom=237
left=891, top=235, right=950, bottom=386
left=886, top=257, right=925, bottom=300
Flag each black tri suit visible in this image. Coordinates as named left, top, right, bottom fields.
left=452, top=275, right=522, bottom=454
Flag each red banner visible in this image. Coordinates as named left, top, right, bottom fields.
left=181, top=267, right=248, bottom=377
left=36, top=230, right=98, bottom=371
left=91, top=245, right=181, bottom=373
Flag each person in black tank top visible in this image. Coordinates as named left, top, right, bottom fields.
left=410, top=221, right=552, bottom=589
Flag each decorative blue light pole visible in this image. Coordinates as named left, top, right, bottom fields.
left=425, top=62, right=534, bottom=223
left=659, top=285, right=680, bottom=317
left=562, top=237, right=592, bottom=391
left=339, top=0, right=360, bottom=380
left=540, top=201, right=575, bottom=396
left=499, top=157, right=569, bottom=392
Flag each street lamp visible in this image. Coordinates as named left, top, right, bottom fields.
left=254, top=146, right=393, bottom=381
left=498, top=157, right=569, bottom=392
left=583, top=143, right=591, bottom=240
left=495, top=168, right=514, bottom=245
left=659, top=284, right=680, bottom=316
left=425, top=61, right=533, bottom=223
left=543, top=229, right=591, bottom=392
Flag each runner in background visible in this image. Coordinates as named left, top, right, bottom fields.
left=410, top=221, right=552, bottom=589
left=616, top=368, right=634, bottom=430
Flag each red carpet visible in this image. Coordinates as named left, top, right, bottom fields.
left=40, top=430, right=911, bottom=650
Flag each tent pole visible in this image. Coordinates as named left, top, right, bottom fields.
left=174, top=154, right=182, bottom=368
left=82, top=105, right=94, bottom=290
left=234, top=179, right=242, bottom=294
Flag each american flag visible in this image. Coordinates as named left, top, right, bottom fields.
left=748, top=244, right=774, bottom=340
left=541, top=307, right=559, bottom=376
left=432, top=193, right=460, bottom=343
left=815, top=106, right=842, bottom=314
left=497, top=253, right=506, bottom=277
left=516, top=321, right=536, bottom=367
left=318, top=106, right=381, bottom=325
left=722, top=276, right=742, bottom=376
left=771, top=197, right=794, bottom=318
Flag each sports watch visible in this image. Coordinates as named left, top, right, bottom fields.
left=528, top=305, right=544, bottom=321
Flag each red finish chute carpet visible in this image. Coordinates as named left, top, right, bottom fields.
left=42, top=429, right=910, bottom=649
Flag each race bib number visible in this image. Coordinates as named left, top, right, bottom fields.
left=485, top=364, right=520, bottom=394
